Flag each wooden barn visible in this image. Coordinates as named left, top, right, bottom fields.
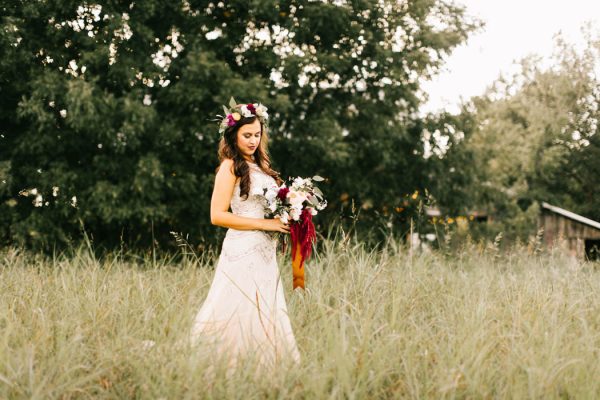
left=539, top=202, right=600, bottom=260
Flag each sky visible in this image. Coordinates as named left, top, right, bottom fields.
left=419, top=0, right=600, bottom=115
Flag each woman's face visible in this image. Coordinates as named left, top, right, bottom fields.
left=236, top=119, right=261, bottom=160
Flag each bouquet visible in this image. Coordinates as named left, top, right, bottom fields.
left=263, top=176, right=327, bottom=290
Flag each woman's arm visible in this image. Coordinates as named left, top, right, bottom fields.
left=210, top=159, right=289, bottom=233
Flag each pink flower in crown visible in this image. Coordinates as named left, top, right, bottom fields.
left=226, top=114, right=237, bottom=127
left=247, top=103, right=256, bottom=114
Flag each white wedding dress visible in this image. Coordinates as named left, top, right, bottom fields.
left=190, top=161, right=301, bottom=371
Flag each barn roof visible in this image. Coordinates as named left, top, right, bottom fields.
left=541, top=202, right=600, bottom=230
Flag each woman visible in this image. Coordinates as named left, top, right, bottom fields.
left=190, top=100, right=301, bottom=372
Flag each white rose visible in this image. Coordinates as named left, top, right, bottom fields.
left=269, top=201, right=277, bottom=212
left=265, top=188, right=277, bottom=202
left=279, top=211, right=289, bottom=224
left=308, top=207, right=317, bottom=216
left=256, top=104, right=268, bottom=118
left=292, top=177, right=304, bottom=188
left=240, top=105, right=252, bottom=118
left=290, top=207, right=301, bottom=221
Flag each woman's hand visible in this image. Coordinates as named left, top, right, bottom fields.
left=262, top=216, right=290, bottom=233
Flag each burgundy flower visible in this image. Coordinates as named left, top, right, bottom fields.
left=227, top=114, right=236, bottom=127
left=277, top=187, right=289, bottom=201
left=247, top=103, right=256, bottom=114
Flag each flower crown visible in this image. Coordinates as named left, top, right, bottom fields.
left=218, top=97, right=269, bottom=134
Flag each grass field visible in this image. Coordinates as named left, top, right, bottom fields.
left=1, top=232, right=600, bottom=399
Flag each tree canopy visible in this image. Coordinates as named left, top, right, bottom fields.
left=0, top=0, right=480, bottom=251
left=456, top=30, right=600, bottom=239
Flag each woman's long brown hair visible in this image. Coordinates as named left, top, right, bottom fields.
left=217, top=111, right=283, bottom=200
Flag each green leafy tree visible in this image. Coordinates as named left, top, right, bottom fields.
left=0, top=0, right=479, bottom=252
left=458, top=28, right=600, bottom=239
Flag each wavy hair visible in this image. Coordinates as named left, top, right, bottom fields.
left=217, top=108, right=283, bottom=200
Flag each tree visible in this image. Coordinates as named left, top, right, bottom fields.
left=457, top=28, right=600, bottom=239
left=0, top=0, right=479, bottom=252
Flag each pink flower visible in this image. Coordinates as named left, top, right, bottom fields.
left=287, top=190, right=308, bottom=207
left=227, top=114, right=236, bottom=126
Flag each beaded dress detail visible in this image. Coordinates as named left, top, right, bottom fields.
left=190, top=162, right=301, bottom=369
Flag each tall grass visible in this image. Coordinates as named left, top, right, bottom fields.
left=1, top=230, right=599, bottom=399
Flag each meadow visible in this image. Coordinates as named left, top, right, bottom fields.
left=1, top=231, right=600, bottom=399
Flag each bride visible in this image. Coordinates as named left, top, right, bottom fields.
left=189, top=100, right=301, bottom=372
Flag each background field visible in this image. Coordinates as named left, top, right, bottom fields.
left=2, top=232, right=599, bottom=399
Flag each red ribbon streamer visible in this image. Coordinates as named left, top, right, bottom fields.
left=290, top=208, right=316, bottom=262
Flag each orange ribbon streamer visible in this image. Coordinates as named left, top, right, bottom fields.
left=291, top=241, right=305, bottom=290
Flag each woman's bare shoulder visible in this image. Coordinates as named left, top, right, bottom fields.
left=218, top=158, right=235, bottom=173
left=216, top=159, right=240, bottom=187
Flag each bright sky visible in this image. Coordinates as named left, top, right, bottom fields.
left=420, top=0, right=600, bottom=115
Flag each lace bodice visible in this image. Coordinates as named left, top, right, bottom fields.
left=230, top=162, right=277, bottom=218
